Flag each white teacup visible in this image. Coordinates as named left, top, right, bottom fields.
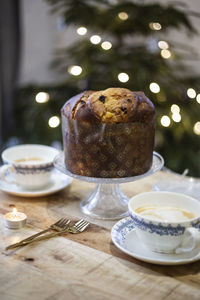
left=1, top=144, right=59, bottom=190
left=128, top=191, right=200, bottom=254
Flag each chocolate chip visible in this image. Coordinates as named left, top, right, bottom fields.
left=99, top=95, right=106, bottom=103
left=127, top=99, right=131, bottom=102
left=121, top=107, right=127, bottom=114
left=81, top=100, right=85, bottom=105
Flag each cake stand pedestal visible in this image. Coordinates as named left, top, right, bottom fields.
left=54, top=152, right=164, bottom=220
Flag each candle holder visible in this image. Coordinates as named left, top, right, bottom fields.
left=4, top=208, right=27, bottom=229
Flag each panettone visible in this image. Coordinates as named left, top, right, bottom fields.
left=61, top=88, right=155, bottom=178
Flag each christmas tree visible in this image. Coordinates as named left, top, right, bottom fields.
left=16, top=0, right=200, bottom=176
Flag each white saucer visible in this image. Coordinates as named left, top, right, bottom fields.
left=0, top=167, right=72, bottom=197
left=111, top=217, right=200, bottom=265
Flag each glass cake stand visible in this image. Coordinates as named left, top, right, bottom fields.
left=54, top=152, right=164, bottom=220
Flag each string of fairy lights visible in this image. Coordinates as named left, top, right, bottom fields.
left=34, top=11, right=200, bottom=135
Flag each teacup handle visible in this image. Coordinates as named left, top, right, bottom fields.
left=175, top=227, right=200, bottom=254
left=0, top=164, right=16, bottom=185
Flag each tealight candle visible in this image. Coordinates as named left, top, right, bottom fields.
left=4, top=208, right=27, bottom=229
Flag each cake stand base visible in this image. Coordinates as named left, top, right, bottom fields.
left=80, top=183, right=129, bottom=220
left=54, top=152, right=164, bottom=220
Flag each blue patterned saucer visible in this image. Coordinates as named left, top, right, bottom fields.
left=111, top=217, right=200, bottom=265
left=0, top=168, right=72, bottom=198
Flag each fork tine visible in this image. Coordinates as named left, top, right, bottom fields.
left=74, top=219, right=85, bottom=227
left=54, top=218, right=65, bottom=226
left=59, top=218, right=70, bottom=227
left=78, top=222, right=89, bottom=232
left=63, top=222, right=70, bottom=230
left=65, top=219, right=71, bottom=226
left=74, top=220, right=86, bottom=229
left=76, top=220, right=87, bottom=227
left=76, top=221, right=89, bottom=231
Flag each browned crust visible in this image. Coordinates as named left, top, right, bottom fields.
left=61, top=88, right=155, bottom=124
left=61, top=91, right=99, bottom=122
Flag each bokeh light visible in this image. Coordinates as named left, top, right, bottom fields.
left=196, top=94, right=200, bottom=104
left=161, top=49, right=171, bottom=59
left=118, top=72, right=129, bottom=83
left=101, top=41, right=112, bottom=50
left=149, top=22, right=162, bottom=30
left=171, top=104, right=180, bottom=114
left=158, top=41, right=169, bottom=49
left=77, top=27, right=87, bottom=35
left=68, top=65, right=82, bottom=76
left=187, top=88, right=196, bottom=99
left=193, top=122, right=200, bottom=135
left=35, top=92, right=49, bottom=103
left=90, top=35, right=101, bottom=44
left=48, top=116, right=60, bottom=128
left=172, top=113, right=181, bottom=123
left=161, top=115, right=171, bottom=127
left=149, top=82, right=160, bottom=93
left=118, top=12, right=128, bottom=20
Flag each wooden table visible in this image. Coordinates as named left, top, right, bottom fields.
left=0, top=171, right=200, bottom=300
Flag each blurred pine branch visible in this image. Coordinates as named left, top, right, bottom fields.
left=15, top=0, right=200, bottom=176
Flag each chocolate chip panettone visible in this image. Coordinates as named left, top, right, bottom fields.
left=61, top=88, right=155, bottom=178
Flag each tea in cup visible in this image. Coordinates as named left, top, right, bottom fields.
left=1, top=144, right=59, bottom=189
left=128, top=191, right=200, bottom=254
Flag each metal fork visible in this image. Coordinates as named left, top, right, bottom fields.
left=68, top=219, right=90, bottom=234
left=26, top=219, right=90, bottom=242
left=6, top=218, right=70, bottom=250
left=6, top=220, right=90, bottom=250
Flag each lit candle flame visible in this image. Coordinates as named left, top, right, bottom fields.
left=13, top=207, right=17, bottom=216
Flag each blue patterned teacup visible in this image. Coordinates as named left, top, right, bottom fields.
left=1, top=144, right=59, bottom=190
left=128, top=191, right=200, bottom=254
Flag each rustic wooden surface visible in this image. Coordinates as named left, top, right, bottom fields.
left=0, top=171, right=200, bottom=300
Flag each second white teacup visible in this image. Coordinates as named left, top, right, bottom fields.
left=1, top=144, right=59, bottom=190
left=128, top=191, right=200, bottom=254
